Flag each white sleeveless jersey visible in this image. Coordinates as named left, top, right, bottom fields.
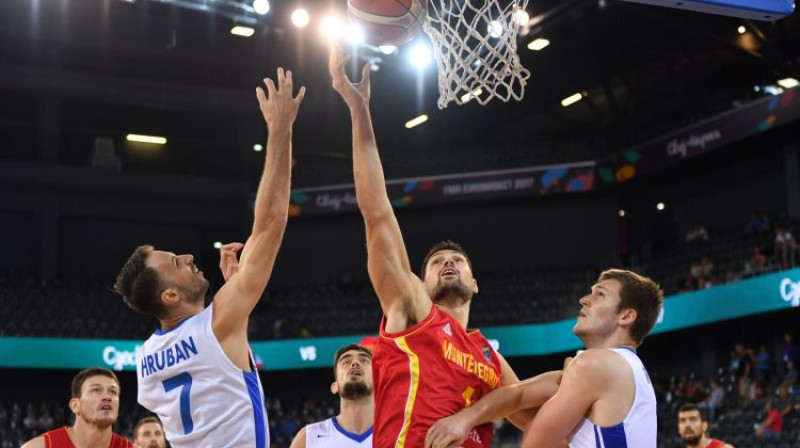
left=305, top=417, right=373, bottom=448
left=568, top=347, right=657, bottom=448
left=137, top=306, right=269, bottom=448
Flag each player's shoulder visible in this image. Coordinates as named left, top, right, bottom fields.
left=289, top=425, right=308, bottom=448
left=20, top=435, right=46, bottom=448
left=568, top=349, right=626, bottom=378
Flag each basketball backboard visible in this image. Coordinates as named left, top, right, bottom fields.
left=619, top=0, right=795, bottom=21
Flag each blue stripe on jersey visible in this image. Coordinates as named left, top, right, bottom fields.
left=599, top=423, right=628, bottom=448
left=593, top=425, right=602, bottom=448
left=152, top=315, right=195, bottom=336
left=331, top=417, right=373, bottom=443
left=243, top=371, right=267, bottom=448
left=616, top=345, right=637, bottom=355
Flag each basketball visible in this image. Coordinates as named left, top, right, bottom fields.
left=347, top=0, right=427, bottom=46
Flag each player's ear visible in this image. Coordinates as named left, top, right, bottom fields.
left=619, top=308, right=637, bottom=326
left=330, top=381, right=339, bottom=395
left=160, top=288, right=180, bottom=306
left=472, top=278, right=479, bottom=294
left=68, top=398, right=80, bottom=415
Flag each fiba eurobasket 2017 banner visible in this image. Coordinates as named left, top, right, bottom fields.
left=596, top=87, right=799, bottom=185
left=286, top=161, right=596, bottom=217
left=2, top=268, right=799, bottom=372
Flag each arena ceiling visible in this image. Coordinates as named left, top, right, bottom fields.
left=0, top=0, right=798, bottom=185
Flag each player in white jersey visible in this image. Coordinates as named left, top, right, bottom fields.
left=425, top=269, right=663, bottom=448
left=112, top=68, right=305, bottom=448
left=290, top=344, right=374, bottom=448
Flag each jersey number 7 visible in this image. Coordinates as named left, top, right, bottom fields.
left=163, top=372, right=194, bottom=434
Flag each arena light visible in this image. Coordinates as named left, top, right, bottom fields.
left=487, top=20, right=503, bottom=38
left=737, top=25, right=746, bottom=34
left=345, top=24, right=365, bottom=45
left=252, top=0, right=270, bottom=15
left=253, top=143, right=263, bottom=152
left=126, top=134, right=167, bottom=145
left=291, top=8, right=310, bottom=28
left=320, top=14, right=345, bottom=42
left=527, top=38, right=550, bottom=51
left=408, top=41, right=432, bottom=69
left=379, top=45, right=397, bottom=55
left=618, top=209, right=626, bottom=217
left=405, top=114, right=429, bottom=129
left=231, top=26, right=255, bottom=37
left=513, top=8, right=530, bottom=26
left=777, top=77, right=799, bottom=89
left=561, top=92, right=583, bottom=107
left=213, top=242, right=223, bottom=249
left=460, top=88, right=483, bottom=103
left=656, top=202, right=665, bottom=211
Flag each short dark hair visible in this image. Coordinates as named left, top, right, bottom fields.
left=71, top=367, right=119, bottom=398
left=420, top=240, right=474, bottom=277
left=133, top=416, right=163, bottom=439
left=678, top=403, right=707, bottom=421
left=113, top=245, right=166, bottom=318
left=599, top=269, right=663, bottom=345
left=333, top=344, right=372, bottom=377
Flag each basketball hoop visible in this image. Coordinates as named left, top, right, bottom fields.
left=423, top=0, right=530, bottom=108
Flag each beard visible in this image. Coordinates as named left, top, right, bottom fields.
left=430, top=279, right=471, bottom=306
left=680, top=433, right=702, bottom=445
left=340, top=381, right=372, bottom=400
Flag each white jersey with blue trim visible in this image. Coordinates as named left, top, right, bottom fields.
left=568, top=347, right=657, bottom=448
left=305, top=417, right=373, bottom=448
left=136, top=305, right=269, bottom=448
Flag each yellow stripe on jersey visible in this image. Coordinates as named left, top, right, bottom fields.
left=394, top=336, right=421, bottom=448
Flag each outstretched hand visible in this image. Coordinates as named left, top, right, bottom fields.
left=424, top=413, right=472, bottom=448
left=329, top=44, right=371, bottom=108
left=256, top=67, right=306, bottom=131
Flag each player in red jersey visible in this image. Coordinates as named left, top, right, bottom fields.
left=678, top=403, right=735, bottom=448
left=21, top=367, right=134, bottom=448
left=328, top=44, right=561, bottom=448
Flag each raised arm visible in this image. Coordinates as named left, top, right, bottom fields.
left=212, top=68, right=305, bottom=358
left=328, top=45, right=429, bottom=330
left=424, top=370, right=561, bottom=448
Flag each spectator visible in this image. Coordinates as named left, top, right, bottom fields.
left=754, top=399, right=783, bottom=438
left=735, top=344, right=753, bottom=402
left=778, top=360, right=797, bottom=392
left=755, top=344, right=773, bottom=382
left=698, top=378, right=726, bottom=421
left=775, top=225, right=797, bottom=268
left=746, top=214, right=765, bottom=236
left=744, top=247, right=767, bottom=276
left=22, top=409, right=37, bottom=430
left=686, top=225, right=709, bottom=243
left=785, top=333, right=799, bottom=367
left=36, top=409, right=53, bottom=432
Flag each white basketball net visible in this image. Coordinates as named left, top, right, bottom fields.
left=423, top=0, right=530, bottom=109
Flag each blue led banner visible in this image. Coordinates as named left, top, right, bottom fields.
left=2, top=268, right=798, bottom=371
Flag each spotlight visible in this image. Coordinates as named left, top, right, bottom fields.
left=405, top=114, right=429, bottom=129
left=777, top=77, right=799, bottom=89
left=253, top=144, right=263, bottom=152
left=231, top=26, right=255, bottom=37
left=527, top=38, right=550, bottom=51
left=126, top=134, right=167, bottom=145
left=487, top=20, right=503, bottom=38
left=253, top=0, right=270, bottom=15
left=320, top=14, right=345, bottom=42
left=379, top=45, right=397, bottom=55
left=656, top=202, right=665, bottom=211
left=737, top=25, right=746, bottom=34
left=213, top=242, right=223, bottom=249
left=513, top=8, right=530, bottom=26
left=345, top=24, right=365, bottom=45
left=618, top=210, right=626, bottom=217
left=408, top=41, right=432, bottom=69
left=561, top=92, right=583, bottom=107
left=291, top=8, right=310, bottom=28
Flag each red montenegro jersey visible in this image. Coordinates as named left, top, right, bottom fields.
left=42, top=427, right=133, bottom=448
left=706, top=439, right=729, bottom=448
left=373, top=306, right=502, bottom=448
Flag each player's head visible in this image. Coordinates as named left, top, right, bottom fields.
left=69, top=367, right=120, bottom=428
left=573, top=269, right=663, bottom=347
left=133, top=416, right=167, bottom=448
left=678, top=403, right=708, bottom=445
left=114, top=245, right=209, bottom=319
left=332, top=344, right=373, bottom=401
left=420, top=240, right=478, bottom=306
